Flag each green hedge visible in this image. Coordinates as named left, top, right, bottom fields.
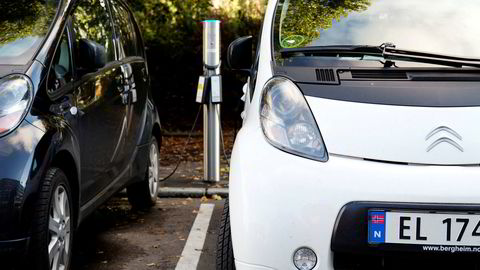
left=126, top=0, right=266, bottom=131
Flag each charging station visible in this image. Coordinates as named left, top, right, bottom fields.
left=198, top=20, right=222, bottom=182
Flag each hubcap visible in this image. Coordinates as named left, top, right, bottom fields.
left=49, top=185, right=71, bottom=270
left=148, top=142, right=159, bottom=198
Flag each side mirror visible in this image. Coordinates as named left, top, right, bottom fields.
left=78, top=39, right=106, bottom=72
left=227, top=36, right=253, bottom=73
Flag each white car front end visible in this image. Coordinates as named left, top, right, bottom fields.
left=231, top=102, right=480, bottom=269
left=227, top=0, right=480, bottom=269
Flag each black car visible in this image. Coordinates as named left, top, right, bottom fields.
left=0, top=0, right=162, bottom=269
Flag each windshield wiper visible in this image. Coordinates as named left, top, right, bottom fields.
left=380, top=43, right=480, bottom=68
left=280, top=43, right=480, bottom=68
left=280, top=45, right=383, bottom=57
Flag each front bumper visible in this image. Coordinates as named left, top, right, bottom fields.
left=0, top=120, right=46, bottom=242
left=229, top=127, right=480, bottom=270
left=0, top=237, right=29, bottom=258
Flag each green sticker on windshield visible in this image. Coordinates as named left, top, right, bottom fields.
left=281, top=35, right=305, bottom=48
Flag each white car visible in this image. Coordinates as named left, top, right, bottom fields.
left=217, top=0, right=480, bottom=269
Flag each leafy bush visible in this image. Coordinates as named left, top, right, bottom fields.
left=126, top=0, right=266, bottom=131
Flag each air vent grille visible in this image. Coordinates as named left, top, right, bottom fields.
left=351, top=71, right=408, bottom=79
left=315, top=69, right=336, bottom=82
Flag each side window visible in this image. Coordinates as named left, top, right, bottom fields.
left=109, top=0, right=138, bottom=58
left=47, top=30, right=73, bottom=95
left=72, top=0, right=116, bottom=64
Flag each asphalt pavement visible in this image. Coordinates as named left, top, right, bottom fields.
left=68, top=132, right=231, bottom=270
left=71, top=196, right=225, bottom=270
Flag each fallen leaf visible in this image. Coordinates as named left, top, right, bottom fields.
left=211, top=194, right=222, bottom=201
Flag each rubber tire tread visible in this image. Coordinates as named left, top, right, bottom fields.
left=216, top=198, right=235, bottom=270
left=30, top=167, right=72, bottom=270
left=127, top=137, right=159, bottom=210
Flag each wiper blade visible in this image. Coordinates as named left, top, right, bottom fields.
left=381, top=43, right=480, bottom=68
left=280, top=43, right=480, bottom=68
left=280, top=45, right=383, bottom=57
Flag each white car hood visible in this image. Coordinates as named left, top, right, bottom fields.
left=307, top=97, right=480, bottom=165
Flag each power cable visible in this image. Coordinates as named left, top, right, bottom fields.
left=160, top=105, right=202, bottom=181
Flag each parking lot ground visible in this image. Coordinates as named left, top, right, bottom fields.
left=72, top=196, right=225, bottom=270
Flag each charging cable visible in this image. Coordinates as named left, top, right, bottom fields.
left=159, top=105, right=202, bottom=181
left=160, top=105, right=231, bottom=181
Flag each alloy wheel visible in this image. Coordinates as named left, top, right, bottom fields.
left=48, top=185, right=71, bottom=270
left=148, top=141, right=159, bottom=198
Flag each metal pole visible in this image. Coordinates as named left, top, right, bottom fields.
left=203, top=20, right=221, bottom=182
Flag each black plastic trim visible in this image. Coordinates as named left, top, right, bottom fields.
left=331, top=201, right=480, bottom=254
left=298, top=81, right=480, bottom=107
left=273, top=64, right=480, bottom=107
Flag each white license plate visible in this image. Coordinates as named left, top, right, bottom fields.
left=368, top=211, right=480, bottom=246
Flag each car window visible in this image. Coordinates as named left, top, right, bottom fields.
left=72, top=0, right=115, bottom=63
left=109, top=0, right=138, bottom=59
left=47, top=30, right=73, bottom=95
left=274, top=0, right=480, bottom=59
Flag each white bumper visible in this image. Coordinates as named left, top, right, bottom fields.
left=230, top=125, right=480, bottom=270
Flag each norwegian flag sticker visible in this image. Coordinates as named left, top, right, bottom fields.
left=368, top=211, right=386, bottom=243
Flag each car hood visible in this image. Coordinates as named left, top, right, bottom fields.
left=0, top=65, right=27, bottom=79
left=307, top=96, right=480, bottom=165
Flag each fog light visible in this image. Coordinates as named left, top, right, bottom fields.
left=293, top=247, right=317, bottom=270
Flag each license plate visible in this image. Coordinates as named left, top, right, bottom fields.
left=368, top=210, right=480, bottom=246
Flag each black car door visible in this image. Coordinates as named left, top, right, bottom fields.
left=71, top=0, right=129, bottom=204
left=109, top=0, right=148, bottom=161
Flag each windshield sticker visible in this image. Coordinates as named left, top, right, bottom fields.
left=281, top=35, right=305, bottom=48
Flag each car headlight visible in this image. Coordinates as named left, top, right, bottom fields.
left=260, top=77, right=328, bottom=162
left=0, top=75, right=33, bottom=136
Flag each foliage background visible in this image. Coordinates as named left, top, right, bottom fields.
left=126, top=0, right=267, bottom=131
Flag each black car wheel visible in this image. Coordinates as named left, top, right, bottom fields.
left=30, top=168, right=73, bottom=270
left=127, top=136, right=160, bottom=209
left=216, top=198, right=235, bottom=270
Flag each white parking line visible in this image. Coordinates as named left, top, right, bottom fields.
left=175, top=203, right=215, bottom=270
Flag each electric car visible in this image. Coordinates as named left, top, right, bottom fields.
left=0, top=0, right=161, bottom=269
left=218, top=0, right=480, bottom=269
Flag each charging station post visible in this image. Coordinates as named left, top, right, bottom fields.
left=200, top=20, right=222, bottom=182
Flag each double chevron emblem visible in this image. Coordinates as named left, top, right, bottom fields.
left=425, top=126, right=463, bottom=152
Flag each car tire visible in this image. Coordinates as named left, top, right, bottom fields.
left=30, top=168, right=74, bottom=270
left=127, top=136, right=160, bottom=209
left=216, top=198, right=235, bottom=270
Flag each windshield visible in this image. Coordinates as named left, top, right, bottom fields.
left=274, top=0, right=480, bottom=62
left=0, top=0, right=60, bottom=66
